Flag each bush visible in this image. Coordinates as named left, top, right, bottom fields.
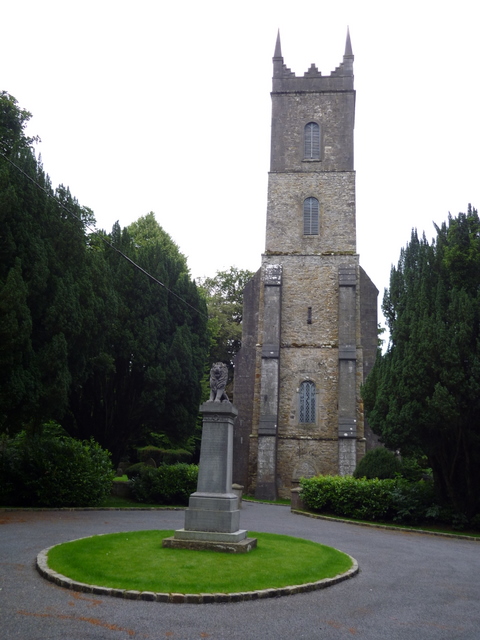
left=387, top=479, right=437, bottom=524
left=125, top=462, right=149, bottom=479
left=137, top=446, right=163, bottom=466
left=137, top=446, right=192, bottom=466
left=398, top=456, right=431, bottom=482
left=130, top=464, right=198, bottom=505
left=0, top=427, right=114, bottom=507
left=300, top=475, right=437, bottom=525
left=353, top=447, right=402, bottom=479
left=300, top=475, right=396, bottom=521
left=161, top=449, right=193, bottom=465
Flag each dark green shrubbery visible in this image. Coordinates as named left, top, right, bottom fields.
left=353, top=447, right=402, bottom=480
left=130, top=463, right=198, bottom=505
left=0, top=425, right=114, bottom=507
left=137, top=446, right=192, bottom=466
left=300, top=475, right=440, bottom=526
left=354, top=448, right=431, bottom=483
left=124, top=462, right=149, bottom=479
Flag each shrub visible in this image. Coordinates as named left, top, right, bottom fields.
left=299, top=475, right=437, bottom=525
left=0, top=427, right=114, bottom=507
left=300, top=475, right=396, bottom=521
left=398, top=456, right=431, bottom=482
left=137, top=446, right=193, bottom=466
left=470, top=513, right=480, bottom=531
left=131, top=464, right=198, bottom=505
left=161, top=449, right=193, bottom=465
left=125, top=462, right=149, bottom=479
left=137, top=446, right=163, bottom=466
left=353, top=447, right=402, bottom=479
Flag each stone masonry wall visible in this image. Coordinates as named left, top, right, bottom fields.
left=270, top=92, right=354, bottom=173
left=232, top=270, right=261, bottom=489
left=265, top=172, right=356, bottom=256
left=256, top=254, right=366, bottom=498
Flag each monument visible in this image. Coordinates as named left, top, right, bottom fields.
left=163, top=363, right=257, bottom=553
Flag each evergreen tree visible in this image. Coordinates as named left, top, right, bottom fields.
left=1, top=95, right=209, bottom=463
left=67, top=215, right=209, bottom=462
left=363, top=206, right=480, bottom=517
left=0, top=94, right=91, bottom=432
left=0, top=91, right=40, bottom=154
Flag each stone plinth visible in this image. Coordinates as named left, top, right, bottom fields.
left=162, top=532, right=257, bottom=554
left=163, top=401, right=257, bottom=553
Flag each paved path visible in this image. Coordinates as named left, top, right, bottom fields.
left=1, top=503, right=479, bottom=640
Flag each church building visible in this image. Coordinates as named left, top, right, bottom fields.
left=233, top=30, right=378, bottom=500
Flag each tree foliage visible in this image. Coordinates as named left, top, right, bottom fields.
left=198, top=266, right=254, bottom=370
left=0, top=91, right=40, bottom=154
left=363, top=206, right=480, bottom=517
left=66, top=214, right=209, bottom=462
left=0, top=95, right=90, bottom=431
left=353, top=447, right=402, bottom=480
left=0, top=93, right=209, bottom=464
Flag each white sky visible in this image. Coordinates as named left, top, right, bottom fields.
left=3, top=0, right=480, bottom=332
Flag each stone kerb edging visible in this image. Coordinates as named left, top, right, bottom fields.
left=36, top=544, right=358, bottom=604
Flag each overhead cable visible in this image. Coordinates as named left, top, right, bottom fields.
left=0, top=150, right=209, bottom=320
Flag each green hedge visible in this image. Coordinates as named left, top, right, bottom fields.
left=0, top=429, right=114, bottom=507
left=130, top=463, right=198, bottom=505
left=137, top=446, right=193, bottom=466
left=300, top=475, right=437, bottom=525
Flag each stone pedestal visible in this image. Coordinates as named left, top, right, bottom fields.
left=163, top=401, right=257, bottom=553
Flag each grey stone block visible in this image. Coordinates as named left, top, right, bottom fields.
left=188, top=493, right=238, bottom=511
left=184, top=507, right=240, bottom=533
left=172, top=529, right=247, bottom=543
left=162, top=536, right=257, bottom=554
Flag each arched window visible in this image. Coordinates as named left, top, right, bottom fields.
left=304, top=122, right=320, bottom=159
left=303, top=197, right=319, bottom=235
left=299, top=380, right=316, bottom=423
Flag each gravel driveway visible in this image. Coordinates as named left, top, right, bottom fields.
left=1, top=502, right=478, bottom=640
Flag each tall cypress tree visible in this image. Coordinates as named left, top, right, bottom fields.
left=0, top=94, right=91, bottom=431
left=67, top=215, right=209, bottom=463
left=1, top=95, right=209, bottom=462
left=363, top=206, right=480, bottom=517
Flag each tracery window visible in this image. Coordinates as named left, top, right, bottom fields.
left=303, top=197, right=319, bottom=235
left=299, top=380, right=316, bottom=423
left=304, top=122, right=320, bottom=159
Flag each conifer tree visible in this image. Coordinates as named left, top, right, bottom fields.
left=67, top=215, right=209, bottom=462
left=0, top=94, right=90, bottom=431
left=363, top=206, right=480, bottom=517
left=1, top=95, right=209, bottom=462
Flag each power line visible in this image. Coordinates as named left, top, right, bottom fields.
left=0, top=150, right=209, bottom=320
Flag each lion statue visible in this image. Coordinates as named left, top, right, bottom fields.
left=209, top=362, right=230, bottom=403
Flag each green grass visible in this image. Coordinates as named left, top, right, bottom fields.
left=47, top=530, right=352, bottom=594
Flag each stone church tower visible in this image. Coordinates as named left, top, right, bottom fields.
left=233, top=30, right=378, bottom=500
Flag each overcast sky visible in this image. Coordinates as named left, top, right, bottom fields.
left=3, top=0, right=479, bottom=331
